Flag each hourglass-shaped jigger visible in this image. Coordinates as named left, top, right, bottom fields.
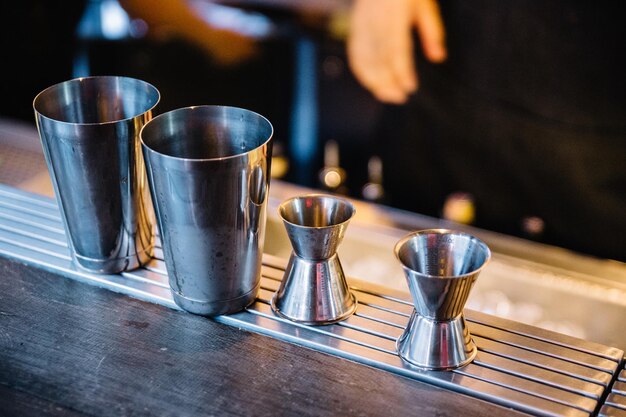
left=395, top=229, right=491, bottom=370
left=271, top=194, right=357, bottom=325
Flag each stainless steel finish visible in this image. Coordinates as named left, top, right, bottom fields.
left=264, top=181, right=626, bottom=353
left=0, top=184, right=624, bottom=416
left=611, top=381, right=626, bottom=395
left=140, top=105, right=273, bottom=316
left=598, top=406, right=626, bottom=417
left=394, top=229, right=491, bottom=370
left=33, top=76, right=159, bottom=274
left=604, top=394, right=626, bottom=410
left=4, top=111, right=626, bottom=351
left=271, top=194, right=357, bottom=324
left=601, top=365, right=626, bottom=416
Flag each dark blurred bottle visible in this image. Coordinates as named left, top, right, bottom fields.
left=361, top=155, right=386, bottom=204
left=318, top=139, right=348, bottom=195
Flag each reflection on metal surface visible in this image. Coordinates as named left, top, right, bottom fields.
left=33, top=76, right=159, bottom=274
left=599, top=368, right=626, bottom=416
left=0, top=184, right=624, bottom=417
left=271, top=194, right=357, bottom=324
left=140, top=105, right=273, bottom=316
left=394, top=230, right=491, bottom=370
left=263, top=182, right=626, bottom=351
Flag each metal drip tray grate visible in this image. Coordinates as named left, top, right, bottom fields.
left=0, top=184, right=623, bottom=417
left=599, top=367, right=626, bottom=416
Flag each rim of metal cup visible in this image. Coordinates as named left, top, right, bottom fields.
left=140, top=105, right=274, bottom=162
left=33, top=75, right=160, bottom=126
left=393, top=228, right=491, bottom=280
left=278, top=193, right=356, bottom=231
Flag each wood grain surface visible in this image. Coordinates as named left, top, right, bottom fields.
left=0, top=257, right=525, bottom=416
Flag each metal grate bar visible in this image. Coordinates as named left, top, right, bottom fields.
left=598, top=405, right=626, bottom=417
left=0, top=183, right=623, bottom=417
left=605, top=393, right=626, bottom=410
left=464, top=310, right=624, bottom=363
left=473, top=336, right=614, bottom=386
left=600, top=365, right=626, bottom=416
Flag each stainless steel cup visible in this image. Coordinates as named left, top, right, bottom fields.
left=394, top=229, right=491, bottom=370
left=271, top=194, right=357, bottom=325
left=33, top=76, right=160, bottom=273
left=140, top=105, right=273, bottom=316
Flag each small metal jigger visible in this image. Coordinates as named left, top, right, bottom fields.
left=271, top=194, right=357, bottom=325
left=395, top=229, right=491, bottom=370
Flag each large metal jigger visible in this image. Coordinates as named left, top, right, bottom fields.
left=395, top=229, right=491, bottom=370
left=271, top=194, right=357, bottom=325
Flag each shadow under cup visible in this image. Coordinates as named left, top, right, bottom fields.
left=141, top=106, right=273, bottom=316
left=33, top=76, right=160, bottom=274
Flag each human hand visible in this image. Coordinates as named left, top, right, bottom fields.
left=347, top=0, right=446, bottom=104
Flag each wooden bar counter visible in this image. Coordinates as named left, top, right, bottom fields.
left=0, top=256, right=524, bottom=416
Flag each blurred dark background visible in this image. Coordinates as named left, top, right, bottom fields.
left=74, top=0, right=384, bottom=196
left=1, top=0, right=624, bottom=261
left=1, top=0, right=382, bottom=195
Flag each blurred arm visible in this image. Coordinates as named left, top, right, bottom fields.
left=347, top=0, right=446, bottom=104
left=119, top=0, right=258, bottom=66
